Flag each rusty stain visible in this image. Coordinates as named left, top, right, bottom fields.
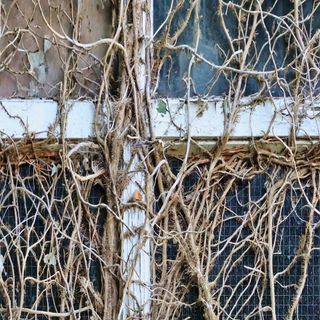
left=131, top=190, right=143, bottom=202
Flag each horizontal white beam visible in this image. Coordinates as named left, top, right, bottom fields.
left=152, top=98, right=320, bottom=141
left=3, top=98, right=320, bottom=143
left=0, top=99, right=95, bottom=139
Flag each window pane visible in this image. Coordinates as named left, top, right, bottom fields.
left=154, top=0, right=320, bottom=97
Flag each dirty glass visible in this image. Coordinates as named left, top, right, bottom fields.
left=154, top=0, right=320, bottom=98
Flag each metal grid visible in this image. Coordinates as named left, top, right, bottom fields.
left=0, top=164, right=106, bottom=319
left=167, top=160, right=320, bottom=320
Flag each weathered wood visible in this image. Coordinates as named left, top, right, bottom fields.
left=152, top=98, right=320, bottom=140
left=0, top=99, right=95, bottom=139
left=120, top=144, right=151, bottom=319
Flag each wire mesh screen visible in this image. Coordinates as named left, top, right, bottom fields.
left=0, top=162, right=107, bottom=319
left=155, top=159, right=320, bottom=320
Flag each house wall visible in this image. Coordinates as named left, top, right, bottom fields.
left=0, top=0, right=112, bottom=98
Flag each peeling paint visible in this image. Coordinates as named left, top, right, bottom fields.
left=44, top=39, right=52, bottom=54
left=195, top=100, right=208, bottom=118
left=28, top=51, right=46, bottom=96
left=0, top=0, right=112, bottom=98
left=28, top=51, right=46, bottom=82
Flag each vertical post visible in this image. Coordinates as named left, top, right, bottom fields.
left=120, top=0, right=152, bottom=318
left=120, top=145, right=151, bottom=319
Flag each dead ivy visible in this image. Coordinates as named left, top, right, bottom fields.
left=0, top=0, right=320, bottom=320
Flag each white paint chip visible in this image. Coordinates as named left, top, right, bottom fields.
left=44, top=252, right=57, bottom=266
left=0, top=255, right=4, bottom=275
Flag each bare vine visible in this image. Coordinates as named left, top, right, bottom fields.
left=0, top=0, right=320, bottom=319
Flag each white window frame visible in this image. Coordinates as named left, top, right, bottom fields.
left=152, top=98, right=320, bottom=148
left=0, top=99, right=96, bottom=139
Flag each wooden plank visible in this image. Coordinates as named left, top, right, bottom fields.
left=119, top=0, right=152, bottom=318
left=152, top=98, right=320, bottom=140
left=120, top=145, right=151, bottom=319
left=0, top=99, right=95, bottom=139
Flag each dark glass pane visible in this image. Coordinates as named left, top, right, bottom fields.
left=154, top=0, right=320, bottom=97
